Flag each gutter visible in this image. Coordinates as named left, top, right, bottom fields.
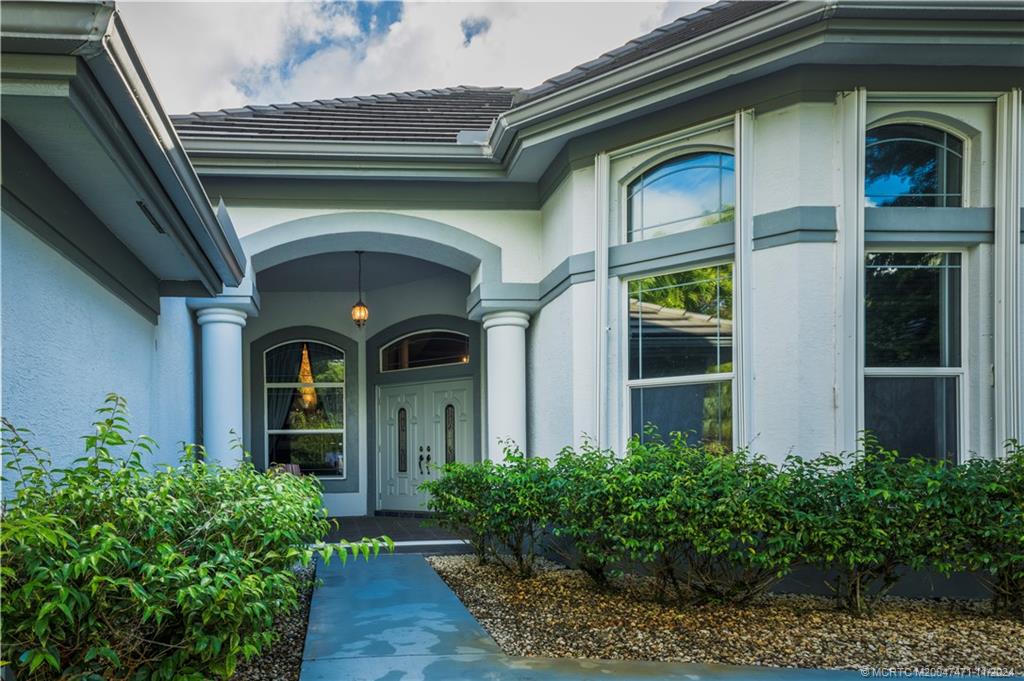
left=2, top=1, right=245, bottom=288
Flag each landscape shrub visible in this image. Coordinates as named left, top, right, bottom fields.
left=0, top=395, right=390, bottom=680
left=424, top=450, right=553, bottom=578
left=426, top=433, right=1021, bottom=618
left=616, top=433, right=801, bottom=604
left=943, top=442, right=1024, bottom=617
left=422, top=460, right=495, bottom=564
left=786, top=441, right=949, bottom=616
left=548, top=442, right=627, bottom=587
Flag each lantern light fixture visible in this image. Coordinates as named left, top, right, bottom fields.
left=351, top=251, right=369, bottom=328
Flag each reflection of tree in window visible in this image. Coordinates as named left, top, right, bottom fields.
left=865, top=124, right=963, bottom=207
left=864, top=253, right=961, bottom=368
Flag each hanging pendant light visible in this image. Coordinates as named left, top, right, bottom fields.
left=351, top=251, right=369, bottom=327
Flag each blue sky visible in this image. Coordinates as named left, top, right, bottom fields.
left=119, top=1, right=708, bottom=114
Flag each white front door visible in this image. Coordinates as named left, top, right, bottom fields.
left=378, top=378, right=474, bottom=512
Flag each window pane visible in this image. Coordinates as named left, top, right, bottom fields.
left=865, top=252, right=961, bottom=368
left=629, top=265, right=733, bottom=380
left=266, top=387, right=344, bottom=430
left=269, top=433, right=345, bottom=476
left=630, top=381, right=731, bottom=450
left=398, top=407, right=408, bottom=473
left=266, top=342, right=345, bottom=383
left=865, top=124, right=963, bottom=207
left=445, top=404, right=456, bottom=464
left=382, top=331, right=470, bottom=372
left=864, top=376, right=958, bottom=462
left=627, top=152, right=734, bottom=241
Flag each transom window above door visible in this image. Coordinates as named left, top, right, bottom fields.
left=627, top=264, right=734, bottom=449
left=865, top=123, right=964, bottom=207
left=264, top=341, right=345, bottom=477
left=381, top=331, right=470, bottom=372
left=626, top=151, right=735, bottom=242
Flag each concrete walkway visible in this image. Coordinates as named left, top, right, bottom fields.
left=299, top=553, right=871, bottom=681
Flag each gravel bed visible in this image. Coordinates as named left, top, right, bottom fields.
left=428, top=554, right=1024, bottom=671
left=233, top=564, right=315, bottom=681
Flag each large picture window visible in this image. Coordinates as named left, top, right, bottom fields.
left=626, top=152, right=735, bottom=241
left=865, top=124, right=964, bottom=207
left=264, top=341, right=346, bottom=476
left=627, top=264, right=733, bottom=449
left=863, top=252, right=962, bottom=462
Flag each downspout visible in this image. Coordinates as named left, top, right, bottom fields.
left=593, top=152, right=611, bottom=448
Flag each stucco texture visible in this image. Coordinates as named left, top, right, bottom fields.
left=1, top=215, right=197, bottom=491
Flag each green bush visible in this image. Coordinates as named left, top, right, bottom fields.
left=421, top=460, right=494, bottom=564
left=423, top=451, right=553, bottom=578
left=787, top=441, right=949, bottom=616
left=0, top=395, right=391, bottom=679
left=615, top=434, right=800, bottom=604
left=548, top=442, right=626, bottom=587
left=944, top=442, right=1024, bottom=617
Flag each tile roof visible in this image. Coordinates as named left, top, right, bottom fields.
left=170, top=86, right=520, bottom=143
left=516, top=0, right=783, bottom=103
left=171, top=2, right=780, bottom=144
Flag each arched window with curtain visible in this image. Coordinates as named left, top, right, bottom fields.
left=264, top=340, right=346, bottom=476
left=865, top=123, right=964, bottom=207
left=626, top=151, right=735, bottom=242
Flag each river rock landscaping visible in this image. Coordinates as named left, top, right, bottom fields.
left=429, top=554, right=1024, bottom=671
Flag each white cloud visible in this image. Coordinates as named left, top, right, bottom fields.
left=118, top=1, right=712, bottom=115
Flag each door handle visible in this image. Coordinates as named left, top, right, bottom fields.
left=418, top=454, right=424, bottom=475
left=426, top=453, right=432, bottom=475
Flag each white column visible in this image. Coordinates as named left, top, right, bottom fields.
left=483, top=311, right=530, bottom=460
left=196, top=307, right=247, bottom=465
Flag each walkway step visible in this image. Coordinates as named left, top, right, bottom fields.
left=300, top=553, right=866, bottom=681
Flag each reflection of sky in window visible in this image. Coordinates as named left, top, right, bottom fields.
left=629, top=153, right=733, bottom=239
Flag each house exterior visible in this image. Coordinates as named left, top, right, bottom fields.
left=2, top=1, right=1022, bottom=517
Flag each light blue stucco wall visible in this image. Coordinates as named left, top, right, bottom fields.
left=1, top=214, right=198, bottom=490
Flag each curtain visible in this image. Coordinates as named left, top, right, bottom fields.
left=266, top=343, right=304, bottom=432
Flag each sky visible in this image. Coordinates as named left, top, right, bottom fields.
left=117, top=1, right=712, bottom=115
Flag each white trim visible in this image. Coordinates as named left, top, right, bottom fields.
left=734, top=109, right=755, bottom=448
left=263, top=339, right=348, bottom=480
left=836, top=88, right=868, bottom=453
left=994, top=89, right=1023, bottom=450
left=594, top=151, right=611, bottom=448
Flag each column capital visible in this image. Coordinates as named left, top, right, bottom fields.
left=482, top=310, right=530, bottom=331
left=195, top=306, right=248, bottom=328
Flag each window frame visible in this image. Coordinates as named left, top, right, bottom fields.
left=860, top=247, right=969, bottom=461
left=263, top=339, right=347, bottom=479
left=378, top=328, right=471, bottom=374
left=623, top=148, right=736, bottom=243
left=622, top=261, right=736, bottom=446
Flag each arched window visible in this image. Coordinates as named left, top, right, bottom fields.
left=381, top=331, right=470, bottom=372
left=627, top=151, right=735, bottom=242
left=264, top=341, right=345, bottom=476
left=865, top=124, right=964, bottom=207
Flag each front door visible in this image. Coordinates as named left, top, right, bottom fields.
left=378, top=378, right=474, bottom=512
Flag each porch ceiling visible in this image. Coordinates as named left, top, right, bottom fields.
left=256, top=251, right=468, bottom=293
